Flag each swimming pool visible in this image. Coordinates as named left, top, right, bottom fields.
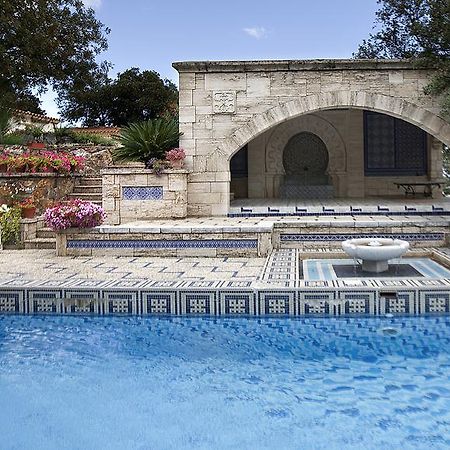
left=1, top=315, right=450, bottom=449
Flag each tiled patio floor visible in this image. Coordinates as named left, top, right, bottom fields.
left=1, top=248, right=450, bottom=316
left=0, top=250, right=265, bottom=289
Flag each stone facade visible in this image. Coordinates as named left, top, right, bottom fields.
left=174, top=59, right=450, bottom=216
left=102, top=167, right=188, bottom=224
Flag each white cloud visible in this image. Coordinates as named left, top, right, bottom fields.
left=243, top=27, right=267, bottom=39
left=83, top=0, right=102, bottom=9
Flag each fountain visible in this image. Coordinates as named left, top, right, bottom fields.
left=341, top=238, right=410, bottom=273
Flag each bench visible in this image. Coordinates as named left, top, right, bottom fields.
left=394, top=182, right=442, bottom=198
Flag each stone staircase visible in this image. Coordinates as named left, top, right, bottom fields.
left=24, top=226, right=57, bottom=250
left=68, top=177, right=103, bottom=205
left=23, top=176, right=103, bottom=250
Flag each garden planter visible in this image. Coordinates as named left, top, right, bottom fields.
left=27, top=142, right=46, bottom=150
left=21, top=207, right=36, bottom=219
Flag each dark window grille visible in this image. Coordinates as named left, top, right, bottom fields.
left=364, top=111, right=427, bottom=176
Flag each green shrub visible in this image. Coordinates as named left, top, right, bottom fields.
left=51, top=128, right=115, bottom=145
left=113, top=118, right=181, bottom=164
left=0, top=109, right=21, bottom=145
left=0, top=206, right=21, bottom=245
left=71, top=132, right=114, bottom=146
left=0, top=133, right=25, bottom=145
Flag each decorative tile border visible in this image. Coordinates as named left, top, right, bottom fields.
left=281, top=233, right=445, bottom=242
left=1, top=286, right=450, bottom=316
left=259, top=249, right=298, bottom=287
left=122, top=186, right=163, bottom=200
left=67, top=239, right=258, bottom=249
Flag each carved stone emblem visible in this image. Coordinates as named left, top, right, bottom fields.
left=213, top=91, right=236, bottom=114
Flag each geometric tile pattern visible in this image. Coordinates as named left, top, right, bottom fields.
left=122, top=186, right=163, bottom=200
left=1, top=249, right=450, bottom=317
left=281, top=233, right=445, bottom=242
left=228, top=199, right=450, bottom=217
left=259, top=249, right=298, bottom=287
left=0, top=287, right=449, bottom=317
left=67, top=239, right=258, bottom=249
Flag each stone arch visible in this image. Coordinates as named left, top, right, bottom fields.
left=217, top=91, right=450, bottom=164
left=265, top=114, right=347, bottom=174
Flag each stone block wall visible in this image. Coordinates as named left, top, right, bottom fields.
left=174, top=59, right=450, bottom=215
left=102, top=167, right=188, bottom=224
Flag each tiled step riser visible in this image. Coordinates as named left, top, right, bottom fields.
left=280, top=240, right=446, bottom=250
left=56, top=229, right=273, bottom=258
left=274, top=226, right=448, bottom=250
left=229, top=203, right=450, bottom=218
left=278, top=236, right=447, bottom=250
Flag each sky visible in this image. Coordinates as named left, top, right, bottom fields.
left=41, top=0, right=380, bottom=118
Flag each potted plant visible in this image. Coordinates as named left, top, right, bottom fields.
left=165, top=148, right=186, bottom=169
left=25, top=125, right=45, bottom=150
left=19, top=197, right=37, bottom=219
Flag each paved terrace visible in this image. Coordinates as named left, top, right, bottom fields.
left=106, top=214, right=450, bottom=231
left=2, top=246, right=450, bottom=316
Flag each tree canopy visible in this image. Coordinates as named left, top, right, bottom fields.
left=355, top=0, right=450, bottom=117
left=58, top=68, right=179, bottom=126
left=0, top=0, right=109, bottom=113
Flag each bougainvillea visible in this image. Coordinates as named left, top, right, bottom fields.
left=165, top=148, right=186, bottom=162
left=44, top=199, right=106, bottom=231
left=0, top=151, right=85, bottom=174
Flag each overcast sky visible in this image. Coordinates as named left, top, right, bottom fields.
left=42, top=0, right=380, bottom=118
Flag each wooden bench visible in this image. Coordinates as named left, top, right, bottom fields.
left=394, top=182, right=442, bottom=198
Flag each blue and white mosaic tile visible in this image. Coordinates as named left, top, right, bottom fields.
left=67, top=239, right=258, bottom=249
left=0, top=286, right=449, bottom=317
left=122, top=186, right=163, bottom=200
left=282, top=233, right=445, bottom=242
left=303, top=258, right=450, bottom=281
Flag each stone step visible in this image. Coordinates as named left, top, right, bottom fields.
left=24, top=238, right=56, bottom=250
left=72, top=185, right=103, bottom=194
left=36, top=228, right=55, bottom=239
left=68, top=193, right=102, bottom=201
left=78, top=177, right=102, bottom=186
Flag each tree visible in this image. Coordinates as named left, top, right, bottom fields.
left=58, top=68, right=179, bottom=126
left=355, top=0, right=450, bottom=116
left=0, top=0, right=109, bottom=113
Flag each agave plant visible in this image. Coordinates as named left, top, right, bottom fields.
left=113, top=118, right=181, bottom=164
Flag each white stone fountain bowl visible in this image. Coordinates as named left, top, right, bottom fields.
left=341, top=238, right=410, bottom=261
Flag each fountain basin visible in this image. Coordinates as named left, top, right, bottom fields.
left=342, top=238, right=410, bottom=273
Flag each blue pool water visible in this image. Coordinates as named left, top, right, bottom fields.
left=1, top=316, right=450, bottom=450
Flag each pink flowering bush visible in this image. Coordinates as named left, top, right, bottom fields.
left=0, top=150, right=85, bottom=174
left=165, top=148, right=186, bottom=162
left=44, top=199, right=106, bottom=231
